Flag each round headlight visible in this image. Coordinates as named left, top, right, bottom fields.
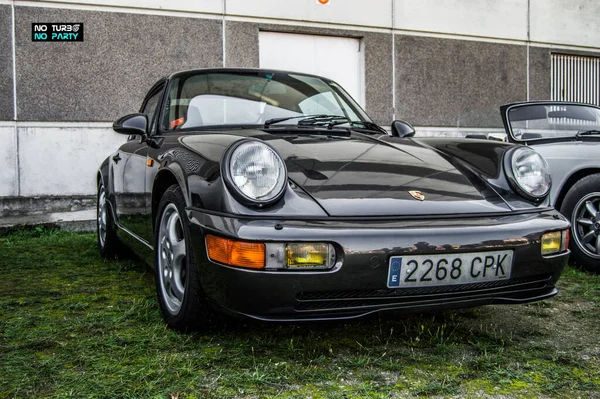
left=508, top=147, right=551, bottom=199
left=224, top=140, right=287, bottom=205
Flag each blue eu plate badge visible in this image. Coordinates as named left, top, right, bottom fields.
left=388, top=257, right=402, bottom=287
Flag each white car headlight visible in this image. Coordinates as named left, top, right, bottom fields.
left=223, top=140, right=287, bottom=205
left=508, top=147, right=551, bottom=200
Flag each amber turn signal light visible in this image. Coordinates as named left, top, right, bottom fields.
left=206, top=235, right=265, bottom=269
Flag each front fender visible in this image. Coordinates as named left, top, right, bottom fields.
left=414, top=138, right=552, bottom=210
left=155, top=143, right=327, bottom=217
left=97, top=156, right=110, bottom=191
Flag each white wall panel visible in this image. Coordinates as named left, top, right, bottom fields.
left=259, top=32, right=364, bottom=105
left=18, top=125, right=126, bottom=196
left=530, top=0, right=600, bottom=48
left=394, top=0, right=528, bottom=41
left=42, top=0, right=223, bottom=14
left=0, top=126, right=17, bottom=196
left=227, top=0, right=392, bottom=28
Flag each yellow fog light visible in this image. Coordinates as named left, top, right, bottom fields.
left=541, top=231, right=562, bottom=255
left=285, top=243, right=336, bottom=269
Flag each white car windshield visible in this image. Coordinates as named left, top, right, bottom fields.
left=162, top=71, right=370, bottom=130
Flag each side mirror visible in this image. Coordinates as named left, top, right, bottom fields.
left=113, top=113, right=148, bottom=136
left=391, top=120, right=416, bottom=138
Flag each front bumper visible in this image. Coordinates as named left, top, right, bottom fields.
left=187, top=209, right=569, bottom=321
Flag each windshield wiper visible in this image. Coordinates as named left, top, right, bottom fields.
left=265, top=114, right=383, bottom=133
left=264, top=114, right=335, bottom=128
left=298, top=115, right=350, bottom=129
left=297, top=115, right=350, bottom=128
left=318, top=119, right=388, bottom=134
left=576, top=130, right=600, bottom=138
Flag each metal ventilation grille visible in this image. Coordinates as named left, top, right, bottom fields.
left=551, top=54, right=600, bottom=106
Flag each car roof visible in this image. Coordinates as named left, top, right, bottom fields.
left=166, top=67, right=336, bottom=83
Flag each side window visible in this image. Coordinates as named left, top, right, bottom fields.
left=141, top=86, right=164, bottom=135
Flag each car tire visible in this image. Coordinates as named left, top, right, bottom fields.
left=154, top=184, right=211, bottom=331
left=97, top=181, right=124, bottom=258
left=560, top=173, right=600, bottom=273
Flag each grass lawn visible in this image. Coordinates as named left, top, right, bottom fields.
left=0, top=229, right=599, bottom=398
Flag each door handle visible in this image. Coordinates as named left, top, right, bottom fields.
left=112, top=153, right=122, bottom=163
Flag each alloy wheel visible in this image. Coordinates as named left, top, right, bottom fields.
left=157, top=203, right=187, bottom=314
left=97, top=186, right=107, bottom=247
left=572, top=192, right=600, bottom=259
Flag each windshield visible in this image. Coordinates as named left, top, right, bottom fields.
left=507, top=103, right=600, bottom=141
left=162, top=71, right=371, bottom=130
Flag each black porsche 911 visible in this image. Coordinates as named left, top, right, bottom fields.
left=97, top=68, right=570, bottom=331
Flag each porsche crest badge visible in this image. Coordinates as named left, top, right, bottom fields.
left=409, top=190, right=425, bottom=201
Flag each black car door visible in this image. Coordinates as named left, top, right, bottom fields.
left=113, top=82, right=165, bottom=244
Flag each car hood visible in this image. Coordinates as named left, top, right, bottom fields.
left=180, top=130, right=513, bottom=217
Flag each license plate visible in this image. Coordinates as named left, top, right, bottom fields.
left=387, top=251, right=513, bottom=288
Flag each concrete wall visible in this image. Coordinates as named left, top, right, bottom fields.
left=16, top=124, right=125, bottom=196
left=0, top=124, right=17, bottom=197
left=0, top=0, right=599, bottom=204
left=529, top=46, right=552, bottom=101
left=394, top=0, right=528, bottom=41
left=227, top=0, right=393, bottom=28
left=0, top=122, right=126, bottom=197
left=0, top=5, right=14, bottom=121
left=14, top=6, right=223, bottom=121
left=47, top=0, right=224, bottom=14
left=530, top=0, right=600, bottom=48
left=33, top=0, right=600, bottom=47
left=395, top=35, right=527, bottom=127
